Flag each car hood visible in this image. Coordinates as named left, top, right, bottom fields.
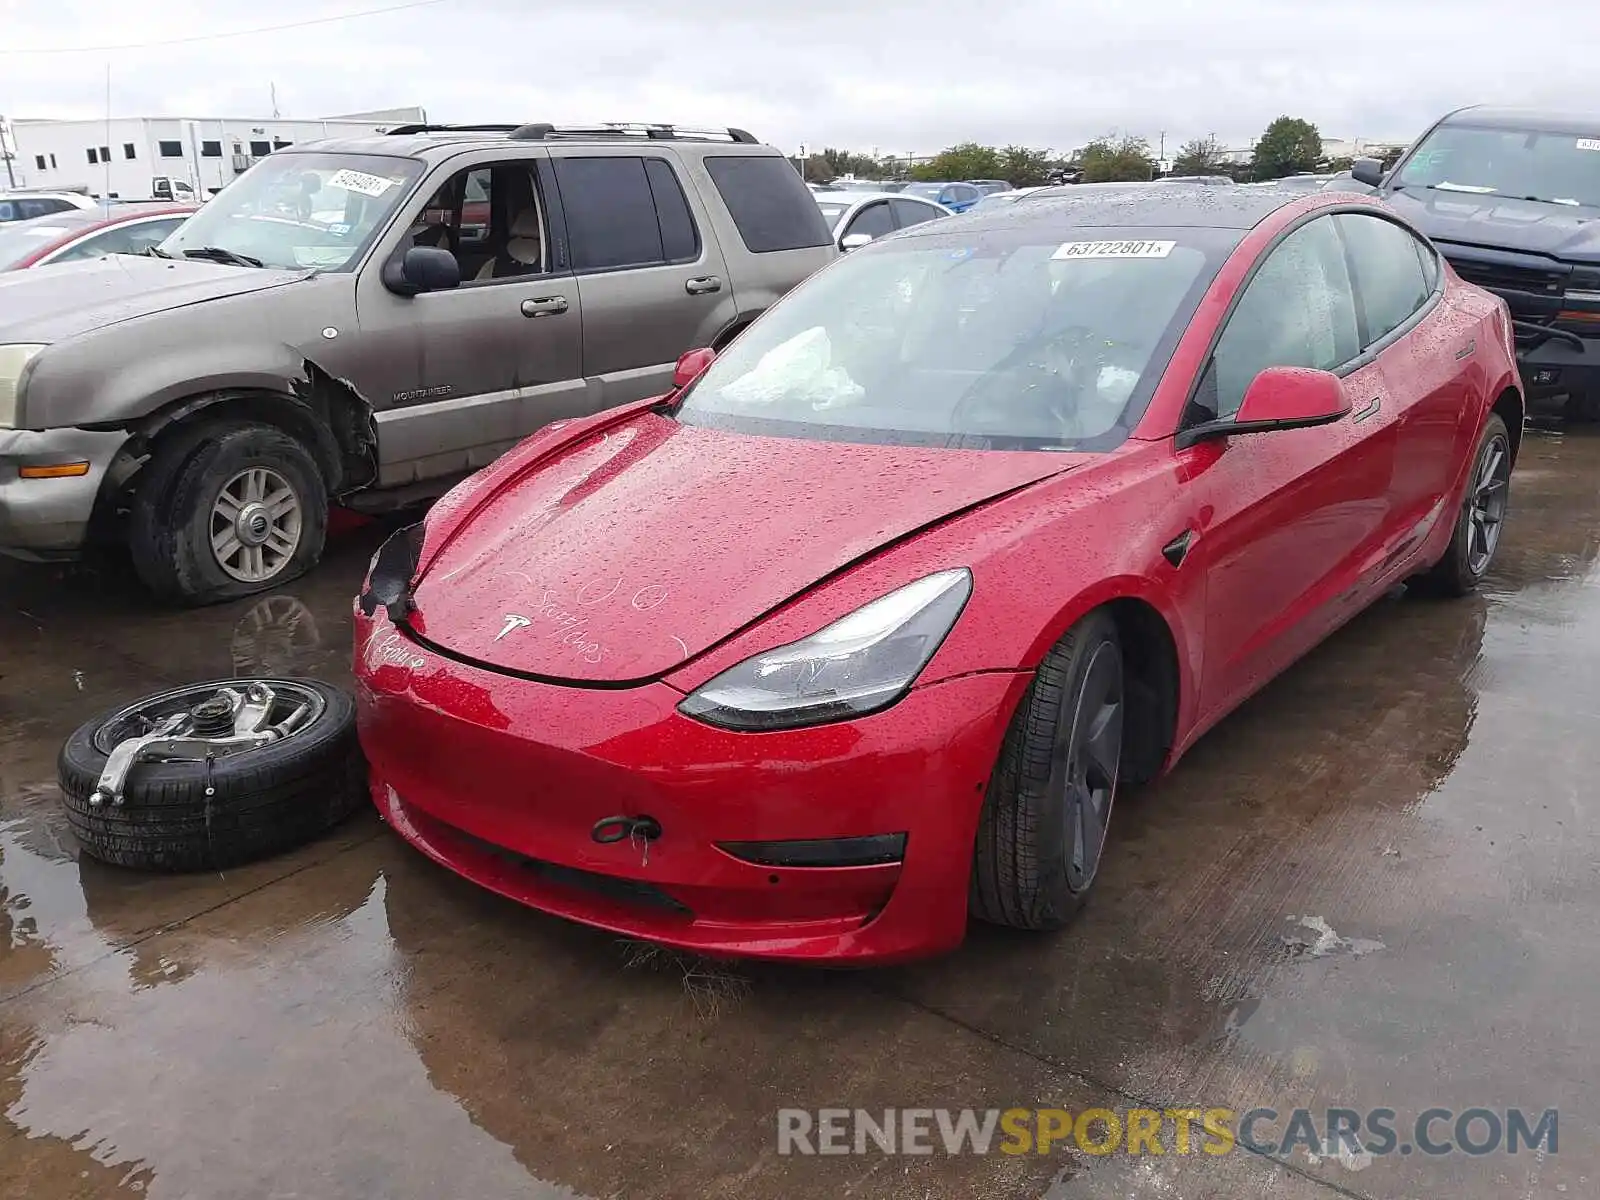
left=409, top=413, right=1082, bottom=683
left=0, top=254, right=308, bottom=343
left=1385, top=188, right=1600, bottom=263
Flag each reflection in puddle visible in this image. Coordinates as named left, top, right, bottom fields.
left=230, top=594, right=324, bottom=677
left=0, top=812, right=592, bottom=1200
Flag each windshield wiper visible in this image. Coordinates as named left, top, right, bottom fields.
left=181, top=246, right=264, bottom=268
left=140, top=244, right=177, bottom=259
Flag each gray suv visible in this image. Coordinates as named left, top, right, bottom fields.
left=0, top=122, right=836, bottom=603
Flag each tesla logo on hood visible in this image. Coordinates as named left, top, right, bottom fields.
left=495, top=614, right=532, bottom=642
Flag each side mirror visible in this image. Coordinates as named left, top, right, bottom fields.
left=840, top=232, right=873, bottom=252
left=1351, top=156, right=1386, bottom=188
left=1177, top=366, right=1350, bottom=449
left=673, top=346, right=716, bottom=390
left=382, top=245, right=461, bottom=297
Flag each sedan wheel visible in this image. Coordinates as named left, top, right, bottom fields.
left=972, top=609, right=1126, bottom=930
left=1411, top=412, right=1512, bottom=598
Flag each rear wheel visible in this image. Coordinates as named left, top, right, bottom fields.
left=971, top=610, right=1124, bottom=931
left=1411, top=413, right=1510, bottom=598
left=130, top=421, right=327, bottom=606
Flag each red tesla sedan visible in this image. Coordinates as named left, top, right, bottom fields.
left=0, top=203, right=196, bottom=271
left=354, top=186, right=1521, bottom=964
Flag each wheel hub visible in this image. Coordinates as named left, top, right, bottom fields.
left=235, top=503, right=274, bottom=547
left=210, top=467, right=303, bottom=583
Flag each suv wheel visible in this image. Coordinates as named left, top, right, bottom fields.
left=131, top=422, right=328, bottom=606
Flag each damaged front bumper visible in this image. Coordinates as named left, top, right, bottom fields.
left=0, top=427, right=129, bottom=560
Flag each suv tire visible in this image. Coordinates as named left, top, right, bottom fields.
left=130, top=422, right=328, bottom=606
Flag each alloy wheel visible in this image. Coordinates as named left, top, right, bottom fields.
left=1466, top=434, right=1510, bottom=577
left=1053, top=638, right=1124, bottom=894
left=211, top=467, right=303, bottom=583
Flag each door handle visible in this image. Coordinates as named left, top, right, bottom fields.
left=1352, top=396, right=1382, bottom=423
left=685, top=276, right=723, bottom=296
left=520, top=296, right=568, bottom=318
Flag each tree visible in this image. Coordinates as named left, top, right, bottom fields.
left=1078, top=133, right=1155, bottom=183
left=998, top=145, right=1056, bottom=187
left=1170, top=135, right=1228, bottom=177
left=1252, top=116, right=1323, bottom=180
left=913, top=142, right=1005, bottom=182
left=1323, top=155, right=1355, bottom=172
left=821, top=147, right=881, bottom=179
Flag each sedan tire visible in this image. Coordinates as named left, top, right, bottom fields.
left=58, top=678, right=366, bottom=871
left=971, top=610, right=1125, bottom=931
left=1411, top=413, right=1511, bottom=598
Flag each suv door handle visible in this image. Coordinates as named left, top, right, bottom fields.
left=521, top=296, right=568, bottom=318
left=685, top=276, right=723, bottom=295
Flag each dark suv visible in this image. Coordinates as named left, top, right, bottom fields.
left=1356, top=106, right=1600, bottom=418
left=0, top=122, right=836, bottom=602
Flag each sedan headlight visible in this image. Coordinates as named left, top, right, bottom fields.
left=678, top=568, right=972, bottom=731
left=0, top=344, right=46, bottom=429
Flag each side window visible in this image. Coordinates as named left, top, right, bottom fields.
left=1414, top=237, right=1440, bottom=291
left=891, top=198, right=942, bottom=228
left=703, top=155, right=834, bottom=253
left=642, top=158, right=700, bottom=263
left=844, top=202, right=895, bottom=241
left=51, top=218, right=186, bottom=263
left=1336, top=213, right=1431, bottom=349
left=1197, top=217, right=1360, bottom=421
left=403, top=161, right=548, bottom=284
left=554, top=156, right=665, bottom=272
left=19, top=198, right=70, bottom=219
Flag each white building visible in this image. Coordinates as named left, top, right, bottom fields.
left=3, top=106, right=426, bottom=200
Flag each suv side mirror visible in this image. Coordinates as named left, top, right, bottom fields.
left=382, top=245, right=461, bottom=297
left=1351, top=157, right=1386, bottom=188
left=1177, top=366, right=1350, bottom=448
left=840, top=232, right=873, bottom=251
left=673, top=346, right=716, bottom=390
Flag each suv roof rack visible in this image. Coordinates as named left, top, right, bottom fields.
left=507, top=122, right=759, bottom=144
left=383, top=123, right=523, bottom=136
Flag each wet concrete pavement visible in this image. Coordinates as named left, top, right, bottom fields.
left=3, top=430, right=1598, bottom=1199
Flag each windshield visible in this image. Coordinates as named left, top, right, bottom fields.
left=0, top=214, right=92, bottom=269
left=814, top=201, right=849, bottom=229
left=159, top=152, right=423, bottom=270
left=1395, top=124, right=1600, bottom=208
left=676, top=229, right=1223, bottom=451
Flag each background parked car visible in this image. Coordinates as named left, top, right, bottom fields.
left=0, top=205, right=196, bottom=271
left=0, top=121, right=836, bottom=605
left=900, top=181, right=984, bottom=211
left=810, top=189, right=949, bottom=249
left=967, top=179, right=1014, bottom=195
left=971, top=185, right=1050, bottom=211
left=0, top=190, right=101, bottom=222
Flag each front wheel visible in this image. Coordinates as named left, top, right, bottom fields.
left=1411, top=413, right=1511, bottom=598
left=130, top=422, right=328, bottom=606
left=971, top=610, right=1125, bottom=931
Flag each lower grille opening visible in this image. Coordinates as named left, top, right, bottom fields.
left=457, top=828, right=693, bottom=916
left=718, top=833, right=908, bottom=868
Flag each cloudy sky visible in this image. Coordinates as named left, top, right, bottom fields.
left=5, top=0, right=1600, bottom=156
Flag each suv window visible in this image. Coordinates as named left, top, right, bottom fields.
left=704, top=155, right=834, bottom=253
left=1336, top=213, right=1431, bottom=348
left=19, top=198, right=72, bottom=219
left=555, top=156, right=670, bottom=272
left=643, top=158, right=699, bottom=262
left=410, top=161, right=548, bottom=283
left=1196, top=216, right=1360, bottom=421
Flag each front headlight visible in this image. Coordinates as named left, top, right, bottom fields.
left=678, top=568, right=972, bottom=731
left=0, top=344, right=46, bottom=429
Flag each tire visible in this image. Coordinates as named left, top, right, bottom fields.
left=1410, top=413, right=1511, bottom=598
left=58, top=678, right=366, bottom=872
left=130, top=421, right=328, bottom=606
left=971, top=610, right=1125, bottom=931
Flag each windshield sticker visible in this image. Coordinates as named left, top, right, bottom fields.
left=1578, top=139, right=1600, bottom=152
left=1053, top=239, right=1175, bottom=260
left=326, top=168, right=398, bottom=198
